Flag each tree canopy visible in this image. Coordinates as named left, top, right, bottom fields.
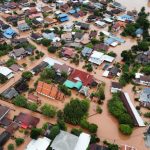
left=63, top=98, right=90, bottom=125
left=30, top=128, right=42, bottom=139
left=41, top=104, right=57, bottom=118
left=0, top=73, right=8, bottom=84
left=22, top=71, right=33, bottom=80
left=108, top=93, right=133, bottom=135
left=13, top=95, right=27, bottom=107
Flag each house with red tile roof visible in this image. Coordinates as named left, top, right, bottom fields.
left=15, top=113, right=40, bottom=129
left=61, top=47, right=75, bottom=58
left=68, top=69, right=94, bottom=86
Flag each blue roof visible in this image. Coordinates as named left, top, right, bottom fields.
left=111, top=36, right=125, bottom=43
left=135, top=28, right=143, bottom=35
left=59, top=17, right=69, bottom=22
left=69, top=9, right=76, bottom=14
left=58, top=13, right=68, bottom=18
left=120, top=14, right=134, bottom=21
left=3, top=28, right=16, bottom=39
left=105, top=38, right=116, bottom=45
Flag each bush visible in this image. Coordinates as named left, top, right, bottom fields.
left=144, top=112, right=150, bottom=118
left=80, top=119, right=89, bottom=129
left=57, top=119, right=67, bottom=131
left=6, top=58, right=16, bottom=67
left=42, top=122, right=49, bottom=130
left=30, top=128, right=42, bottom=139
left=41, top=38, right=51, bottom=47
left=13, top=95, right=27, bottom=107
left=96, top=106, right=102, bottom=114
left=57, top=110, right=64, bottom=120
left=27, top=102, right=38, bottom=111
left=90, top=134, right=100, bottom=144
left=15, top=138, right=24, bottom=146
left=58, top=84, right=71, bottom=96
left=49, top=125, right=60, bottom=140
left=0, top=73, right=8, bottom=84
left=22, top=71, right=33, bottom=80
left=119, top=124, right=133, bottom=135
left=41, top=104, right=57, bottom=118
left=71, top=128, right=82, bottom=136
left=88, top=123, right=98, bottom=133
left=8, top=144, right=14, bottom=150
left=107, top=51, right=117, bottom=57
left=48, top=46, right=57, bottom=53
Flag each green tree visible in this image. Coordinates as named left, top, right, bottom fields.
left=121, top=23, right=136, bottom=37
left=80, top=119, right=89, bottom=129
left=96, top=106, right=102, bottom=114
left=57, top=110, right=64, bottom=120
left=63, top=98, right=90, bottom=125
left=41, top=38, right=51, bottom=47
left=58, top=84, right=71, bottom=96
left=0, top=73, right=8, bottom=84
left=41, top=104, right=57, bottom=118
left=13, top=95, right=27, bottom=107
left=119, top=124, right=133, bottom=135
left=8, top=144, right=14, bottom=150
left=48, top=46, right=57, bottom=53
left=121, top=50, right=134, bottom=64
left=108, top=143, right=119, bottom=150
left=27, top=102, right=38, bottom=111
left=137, top=40, right=149, bottom=51
left=88, top=123, right=98, bottom=133
left=0, top=43, right=13, bottom=57
left=30, top=128, right=42, bottom=139
left=15, top=138, right=24, bottom=146
left=71, top=128, right=82, bottom=136
left=6, top=58, right=16, bottom=67
left=49, top=125, right=60, bottom=140
left=22, top=71, right=33, bottom=80
left=40, top=68, right=56, bottom=80
left=90, top=134, right=100, bottom=144
left=57, top=119, right=67, bottom=131
left=141, top=66, right=150, bottom=75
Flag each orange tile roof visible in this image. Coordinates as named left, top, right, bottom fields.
left=50, top=86, right=58, bottom=98
left=36, top=81, right=64, bottom=101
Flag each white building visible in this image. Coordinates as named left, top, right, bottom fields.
left=74, top=133, right=91, bottom=150
left=0, top=66, right=14, bottom=79
left=50, top=131, right=91, bottom=150
left=89, top=51, right=114, bottom=65
left=25, top=137, right=51, bottom=150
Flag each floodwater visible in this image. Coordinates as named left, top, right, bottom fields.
left=116, top=0, right=150, bottom=12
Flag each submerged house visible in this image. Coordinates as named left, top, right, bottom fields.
left=36, top=81, right=65, bottom=101
left=0, top=66, right=14, bottom=79
left=3, top=28, right=16, bottom=39
left=64, top=69, right=94, bottom=91
left=139, top=88, right=150, bottom=108
left=18, top=20, right=30, bottom=31
left=50, top=131, right=90, bottom=150
left=58, top=14, right=69, bottom=22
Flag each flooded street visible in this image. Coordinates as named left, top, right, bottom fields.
left=116, top=0, right=150, bottom=11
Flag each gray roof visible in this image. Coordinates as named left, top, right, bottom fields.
left=81, top=47, right=93, bottom=57
left=11, top=48, right=26, bottom=57
left=2, top=87, right=18, bottom=99
left=111, top=82, right=122, bottom=89
left=140, top=88, right=150, bottom=103
left=50, top=130, right=78, bottom=150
